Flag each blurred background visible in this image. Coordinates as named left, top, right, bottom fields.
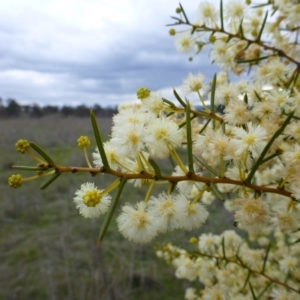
left=0, top=114, right=233, bottom=300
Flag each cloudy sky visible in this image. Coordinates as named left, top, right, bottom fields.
left=0, top=0, right=219, bottom=107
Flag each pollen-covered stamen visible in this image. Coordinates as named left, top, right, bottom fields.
left=187, top=203, right=197, bottom=215
left=214, top=140, right=228, bottom=153
left=292, top=152, right=300, bottom=161
left=132, top=211, right=147, bottom=229
left=242, top=133, right=256, bottom=146
left=181, top=39, right=190, bottom=48
left=160, top=200, right=175, bottom=218
left=83, top=189, right=102, bottom=207
left=154, top=128, right=168, bottom=140
left=127, top=131, right=140, bottom=145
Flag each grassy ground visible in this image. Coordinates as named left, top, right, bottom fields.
left=0, top=115, right=234, bottom=300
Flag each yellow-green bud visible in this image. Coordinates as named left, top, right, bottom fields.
left=188, top=57, right=193, bottom=62
left=136, top=87, right=150, bottom=100
left=209, top=35, right=216, bottom=43
left=15, top=139, right=30, bottom=154
left=77, top=136, right=91, bottom=148
left=245, top=0, right=251, bottom=5
left=141, top=179, right=152, bottom=186
left=169, top=28, right=176, bottom=36
left=175, top=7, right=182, bottom=13
left=8, top=174, right=23, bottom=188
left=251, top=29, right=258, bottom=38
left=189, top=237, right=198, bottom=245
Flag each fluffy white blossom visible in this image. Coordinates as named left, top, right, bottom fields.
left=148, top=192, right=178, bottom=232
left=224, top=0, right=245, bottom=21
left=233, top=197, right=270, bottom=233
left=202, top=284, right=226, bottom=300
left=73, top=182, right=111, bottom=218
left=174, top=194, right=209, bottom=230
left=198, top=233, right=219, bottom=254
left=175, top=32, right=195, bottom=53
left=144, top=117, right=183, bottom=158
left=141, top=91, right=164, bottom=115
left=184, top=287, right=198, bottom=300
left=210, top=40, right=236, bottom=70
left=223, top=100, right=252, bottom=126
left=92, top=142, right=121, bottom=169
left=110, top=123, right=146, bottom=157
left=272, top=210, right=300, bottom=233
left=232, top=123, right=267, bottom=158
left=215, top=82, right=240, bottom=106
left=279, top=256, right=299, bottom=274
left=197, top=1, right=219, bottom=26
left=117, top=201, right=158, bottom=243
left=181, top=72, right=206, bottom=95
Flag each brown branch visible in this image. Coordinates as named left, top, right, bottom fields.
left=51, top=164, right=293, bottom=200
left=188, top=23, right=300, bottom=68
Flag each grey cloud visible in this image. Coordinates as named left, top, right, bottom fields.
left=0, top=1, right=219, bottom=107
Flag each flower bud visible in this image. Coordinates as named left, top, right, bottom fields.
left=209, top=35, right=216, bottom=43
left=136, top=87, right=150, bottom=100
left=169, top=28, right=176, bottom=36
left=77, top=136, right=91, bottom=149
left=8, top=174, right=23, bottom=188
left=15, top=139, right=30, bottom=154
left=189, top=237, right=198, bottom=245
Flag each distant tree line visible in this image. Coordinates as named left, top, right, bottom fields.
left=0, top=98, right=117, bottom=118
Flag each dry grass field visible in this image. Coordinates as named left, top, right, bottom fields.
left=0, top=115, right=233, bottom=300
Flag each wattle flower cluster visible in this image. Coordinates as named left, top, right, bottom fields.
left=157, top=229, right=300, bottom=299
left=8, top=0, right=300, bottom=298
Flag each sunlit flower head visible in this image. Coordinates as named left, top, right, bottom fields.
left=117, top=201, right=158, bottom=243
left=92, top=142, right=121, bottom=169
left=202, top=284, right=226, bottom=300
left=145, top=117, right=183, bottom=158
left=174, top=194, right=209, bottom=230
left=197, top=1, right=219, bottom=26
left=181, top=72, right=206, bottom=95
left=225, top=0, right=246, bottom=21
left=73, top=182, right=111, bottom=218
left=175, top=32, right=195, bottom=53
left=141, top=91, right=164, bottom=115
left=272, top=210, right=300, bottom=233
left=232, top=123, right=267, bottom=158
left=111, top=123, right=146, bottom=157
left=198, top=233, right=219, bottom=254
left=148, top=192, right=178, bottom=232
left=233, top=197, right=270, bottom=233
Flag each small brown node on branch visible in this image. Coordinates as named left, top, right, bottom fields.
left=186, top=172, right=193, bottom=178
left=71, top=167, right=77, bottom=173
